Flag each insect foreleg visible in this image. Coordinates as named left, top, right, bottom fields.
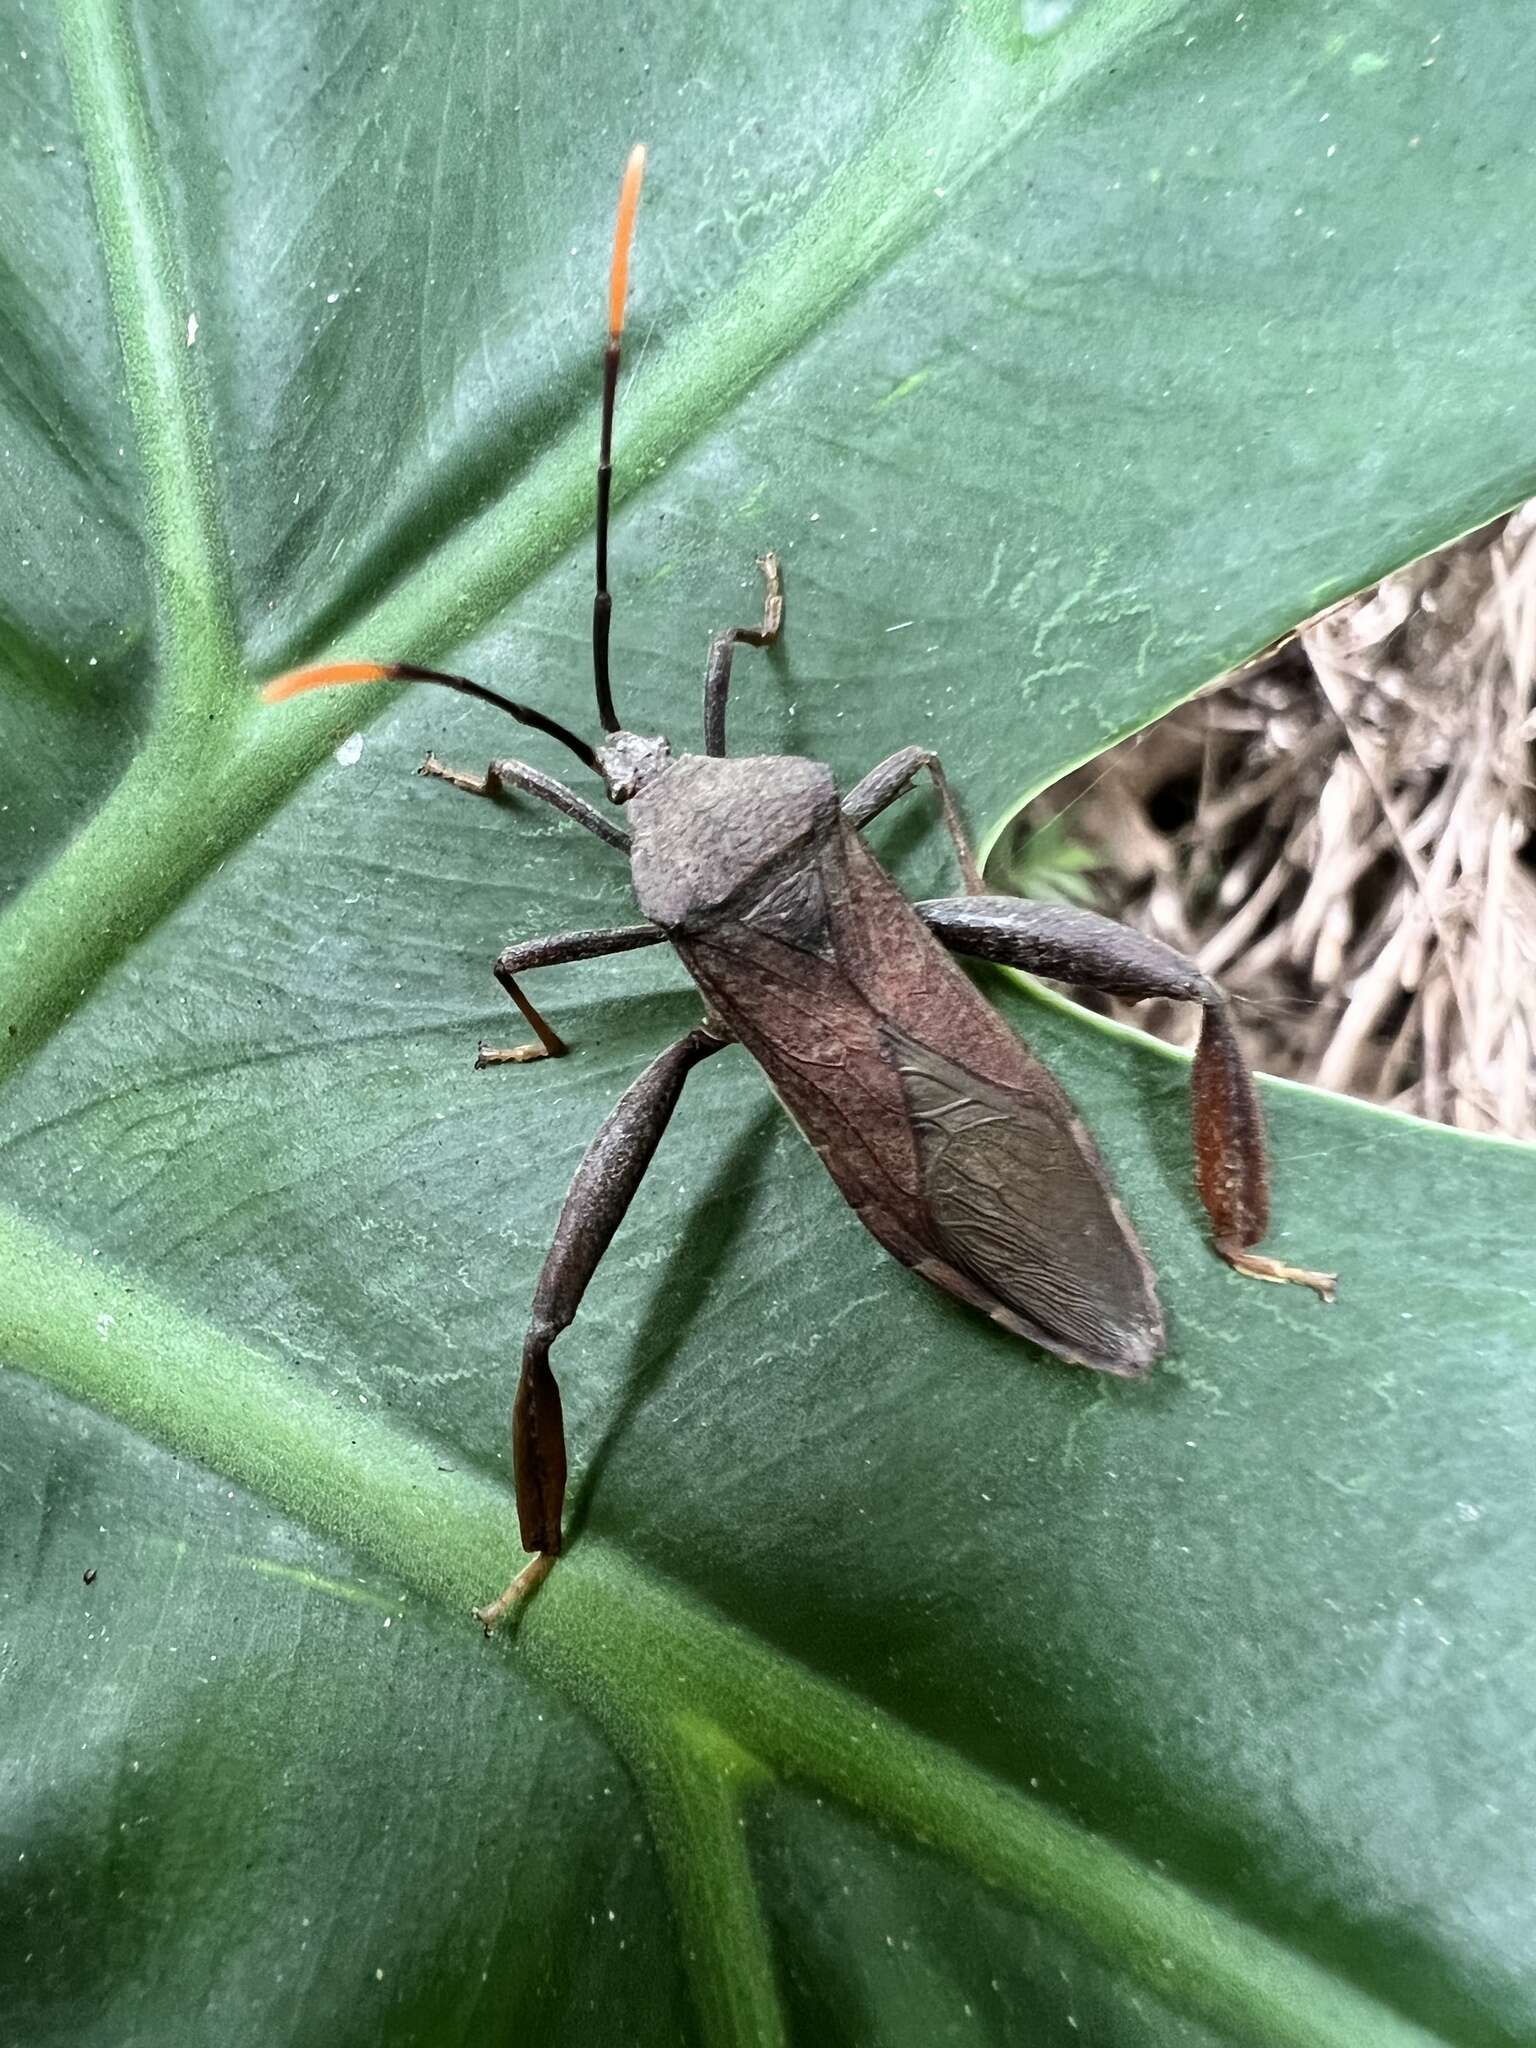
left=919, top=895, right=1337, bottom=1301
left=702, top=553, right=784, bottom=757
left=479, top=924, right=666, bottom=1068
left=419, top=754, right=631, bottom=853
left=843, top=748, right=985, bottom=895
left=474, top=1024, right=729, bottom=1630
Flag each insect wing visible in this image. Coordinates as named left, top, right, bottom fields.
left=883, top=1023, right=1163, bottom=1375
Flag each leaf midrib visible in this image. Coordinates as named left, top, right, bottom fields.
left=0, top=1199, right=1452, bottom=2048
left=57, top=0, right=241, bottom=722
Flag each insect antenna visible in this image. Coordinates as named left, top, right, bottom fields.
left=592, top=144, right=647, bottom=737
left=260, top=660, right=601, bottom=774
left=262, top=146, right=649, bottom=775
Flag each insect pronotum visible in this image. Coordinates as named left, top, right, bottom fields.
left=265, top=146, right=1335, bottom=1628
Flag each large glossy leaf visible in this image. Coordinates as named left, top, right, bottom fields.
left=3, top=1, right=1534, bottom=2042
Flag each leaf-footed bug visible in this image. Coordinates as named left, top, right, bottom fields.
left=264, top=146, right=1335, bottom=1628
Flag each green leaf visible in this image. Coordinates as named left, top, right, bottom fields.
left=2, top=2, right=1534, bottom=2043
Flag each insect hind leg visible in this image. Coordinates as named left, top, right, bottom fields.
left=920, top=895, right=1336, bottom=1299
left=474, top=1024, right=728, bottom=1629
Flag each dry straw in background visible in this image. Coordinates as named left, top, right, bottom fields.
left=999, top=508, right=1536, bottom=1139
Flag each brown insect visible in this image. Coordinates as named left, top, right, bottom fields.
left=264, top=148, right=1335, bottom=1626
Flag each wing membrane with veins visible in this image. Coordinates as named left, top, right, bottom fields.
left=885, top=1025, right=1163, bottom=1374
left=669, top=802, right=1164, bottom=1377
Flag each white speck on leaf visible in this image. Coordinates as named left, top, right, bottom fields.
left=186, top=312, right=198, bottom=346
left=334, top=732, right=365, bottom=767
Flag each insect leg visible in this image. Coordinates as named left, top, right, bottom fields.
left=702, top=553, right=784, bottom=756
left=920, top=895, right=1337, bottom=1300
left=843, top=748, right=985, bottom=894
left=478, top=924, right=665, bottom=1068
left=474, top=1024, right=730, bottom=1629
left=419, top=754, right=631, bottom=853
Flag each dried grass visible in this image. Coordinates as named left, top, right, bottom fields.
left=996, top=509, right=1536, bottom=1137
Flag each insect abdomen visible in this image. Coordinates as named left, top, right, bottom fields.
left=673, top=815, right=1163, bottom=1375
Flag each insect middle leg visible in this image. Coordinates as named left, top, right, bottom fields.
left=419, top=754, right=631, bottom=853
left=474, top=1023, right=730, bottom=1629
left=702, top=553, right=784, bottom=757
left=478, top=924, right=665, bottom=1067
left=920, top=895, right=1336, bottom=1299
left=843, top=748, right=986, bottom=896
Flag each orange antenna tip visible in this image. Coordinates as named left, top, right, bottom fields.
left=261, top=660, right=393, bottom=704
left=608, top=143, right=647, bottom=340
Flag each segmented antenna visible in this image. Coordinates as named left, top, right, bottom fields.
left=261, top=146, right=650, bottom=778
left=260, top=660, right=601, bottom=773
left=592, top=144, right=647, bottom=736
